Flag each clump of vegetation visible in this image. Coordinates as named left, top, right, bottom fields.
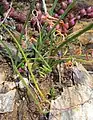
left=0, top=0, right=93, bottom=116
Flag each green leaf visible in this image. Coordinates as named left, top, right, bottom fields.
left=43, top=0, right=76, bottom=41
left=54, top=23, right=93, bottom=54
left=49, top=0, right=58, bottom=16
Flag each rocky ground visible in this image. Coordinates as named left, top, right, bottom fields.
left=0, top=0, right=93, bottom=120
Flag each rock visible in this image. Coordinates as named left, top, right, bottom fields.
left=0, top=71, right=6, bottom=84
left=0, top=89, right=16, bottom=113
left=18, top=77, right=29, bottom=89
left=14, top=76, right=29, bottom=89
left=0, top=41, right=22, bottom=61
left=0, top=81, right=16, bottom=93
left=49, top=63, right=93, bottom=120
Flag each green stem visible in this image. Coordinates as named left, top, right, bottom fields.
left=14, top=65, right=43, bottom=112
left=43, top=0, right=76, bottom=41
left=2, top=24, right=48, bottom=102
left=0, top=38, right=42, bottom=112
left=32, top=45, right=51, bottom=69
left=54, top=23, right=93, bottom=54
left=15, top=0, right=36, bottom=65
left=49, top=0, right=58, bottom=16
